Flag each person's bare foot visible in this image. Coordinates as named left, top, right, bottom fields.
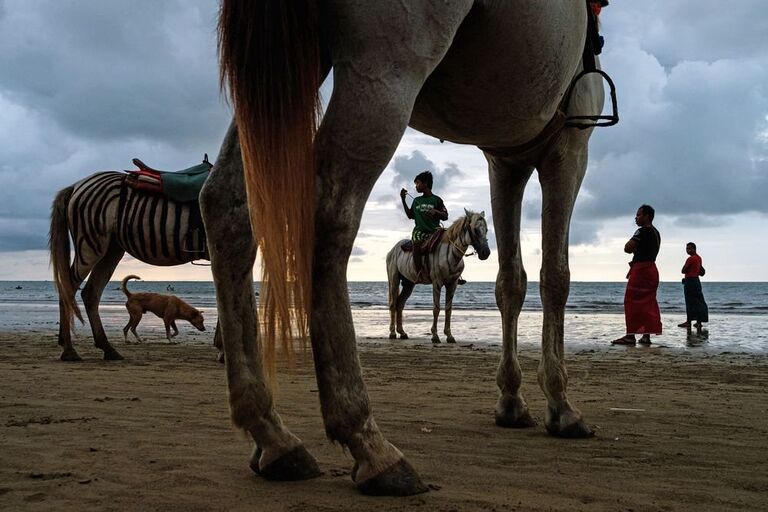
left=678, top=321, right=691, bottom=328
left=611, top=335, right=636, bottom=346
left=638, top=335, right=652, bottom=345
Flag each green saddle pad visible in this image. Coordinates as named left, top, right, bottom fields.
left=161, top=162, right=212, bottom=203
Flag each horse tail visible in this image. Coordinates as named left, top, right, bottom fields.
left=121, top=275, right=141, bottom=298
left=218, top=0, right=322, bottom=371
left=49, top=185, right=82, bottom=333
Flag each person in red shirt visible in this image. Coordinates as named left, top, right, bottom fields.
left=678, top=242, right=709, bottom=330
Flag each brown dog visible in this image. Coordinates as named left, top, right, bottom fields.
left=121, top=275, right=205, bottom=343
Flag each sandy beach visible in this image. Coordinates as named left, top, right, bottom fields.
left=1, top=331, right=767, bottom=511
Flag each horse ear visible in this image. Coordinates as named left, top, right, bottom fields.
left=480, top=211, right=485, bottom=218
left=464, top=207, right=470, bottom=216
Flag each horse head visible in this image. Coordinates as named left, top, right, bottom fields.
left=463, top=208, right=491, bottom=261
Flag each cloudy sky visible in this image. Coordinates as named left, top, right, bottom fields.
left=1, top=0, right=766, bottom=282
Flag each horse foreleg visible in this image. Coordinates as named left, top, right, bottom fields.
left=201, top=122, right=321, bottom=480
left=396, top=279, right=415, bottom=339
left=80, top=244, right=125, bottom=360
left=486, top=154, right=536, bottom=428
left=431, top=283, right=442, bottom=343
left=213, top=320, right=224, bottom=363
left=386, top=253, right=399, bottom=339
left=309, top=51, right=467, bottom=493
left=537, top=135, right=593, bottom=438
left=443, top=281, right=457, bottom=343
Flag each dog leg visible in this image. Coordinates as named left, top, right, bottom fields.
left=130, top=315, right=144, bottom=344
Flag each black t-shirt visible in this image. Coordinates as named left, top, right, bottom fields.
left=631, top=226, right=661, bottom=263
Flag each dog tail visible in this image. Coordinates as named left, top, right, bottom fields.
left=121, top=275, right=141, bottom=298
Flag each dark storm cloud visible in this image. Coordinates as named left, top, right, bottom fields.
left=390, top=150, right=465, bottom=192
left=511, top=0, right=768, bottom=245
left=2, top=0, right=766, bottom=257
left=0, top=1, right=225, bottom=146
left=0, top=0, right=230, bottom=252
left=580, top=1, right=768, bottom=221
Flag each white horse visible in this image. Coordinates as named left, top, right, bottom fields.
left=202, top=0, right=612, bottom=496
left=386, top=210, right=490, bottom=343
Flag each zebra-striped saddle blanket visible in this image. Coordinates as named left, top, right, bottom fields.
left=126, top=155, right=213, bottom=203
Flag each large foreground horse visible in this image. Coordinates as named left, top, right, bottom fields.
left=203, top=0, right=610, bottom=496
left=386, top=210, right=490, bottom=343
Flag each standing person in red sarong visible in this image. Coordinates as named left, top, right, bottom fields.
left=612, top=204, right=662, bottom=346
left=677, top=242, right=708, bottom=331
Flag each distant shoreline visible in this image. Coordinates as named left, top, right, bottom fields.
left=3, top=280, right=768, bottom=284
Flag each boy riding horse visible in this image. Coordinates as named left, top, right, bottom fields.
left=399, top=171, right=448, bottom=281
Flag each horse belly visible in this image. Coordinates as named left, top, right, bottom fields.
left=410, top=0, right=585, bottom=146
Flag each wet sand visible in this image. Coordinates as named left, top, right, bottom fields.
left=1, top=331, right=766, bottom=511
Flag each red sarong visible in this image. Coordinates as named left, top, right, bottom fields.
left=624, top=261, right=662, bottom=335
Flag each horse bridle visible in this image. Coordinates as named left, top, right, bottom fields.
left=450, top=216, right=482, bottom=258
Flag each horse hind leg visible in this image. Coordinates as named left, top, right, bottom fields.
left=58, top=295, right=82, bottom=361
left=486, top=154, right=536, bottom=428
left=430, top=283, right=442, bottom=343
left=443, top=281, right=458, bottom=344
left=81, top=244, right=125, bottom=360
left=201, top=122, right=320, bottom=481
left=537, top=133, right=593, bottom=438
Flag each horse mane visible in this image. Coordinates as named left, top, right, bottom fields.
left=444, top=211, right=477, bottom=242
left=218, top=0, right=321, bottom=374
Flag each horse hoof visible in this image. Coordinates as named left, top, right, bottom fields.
left=103, top=348, right=124, bottom=361
left=495, top=411, right=537, bottom=428
left=399, top=333, right=408, bottom=340
left=545, top=411, right=594, bottom=439
left=446, top=336, right=456, bottom=344
left=431, top=337, right=440, bottom=344
left=355, top=459, right=428, bottom=496
left=389, top=333, right=397, bottom=340
left=251, top=446, right=322, bottom=481
left=60, top=348, right=82, bottom=362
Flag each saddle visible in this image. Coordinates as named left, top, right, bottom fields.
left=400, top=229, right=446, bottom=253
left=125, top=154, right=213, bottom=203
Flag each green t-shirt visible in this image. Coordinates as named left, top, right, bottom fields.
left=411, top=194, right=445, bottom=241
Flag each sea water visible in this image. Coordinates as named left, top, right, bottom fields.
left=1, top=281, right=766, bottom=353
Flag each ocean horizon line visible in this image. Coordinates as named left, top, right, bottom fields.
left=3, top=279, right=767, bottom=284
